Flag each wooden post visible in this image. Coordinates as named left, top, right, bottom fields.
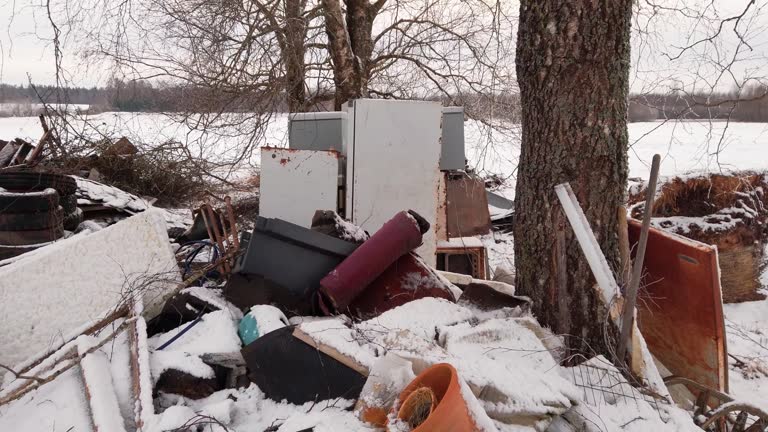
left=617, top=154, right=661, bottom=364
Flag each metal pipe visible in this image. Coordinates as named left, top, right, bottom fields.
left=617, top=154, right=661, bottom=363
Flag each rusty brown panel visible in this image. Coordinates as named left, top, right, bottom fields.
left=628, top=219, right=728, bottom=393
left=445, top=172, right=491, bottom=238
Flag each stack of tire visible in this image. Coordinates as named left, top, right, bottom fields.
left=0, top=172, right=82, bottom=260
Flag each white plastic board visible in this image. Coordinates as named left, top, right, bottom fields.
left=345, top=99, right=443, bottom=265
left=0, top=210, right=180, bottom=367
left=259, top=148, right=340, bottom=228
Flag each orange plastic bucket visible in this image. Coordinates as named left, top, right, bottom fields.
left=388, top=363, right=478, bottom=432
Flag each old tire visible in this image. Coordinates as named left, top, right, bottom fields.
left=63, top=208, right=84, bottom=231
left=0, top=172, right=77, bottom=196
left=0, top=243, right=49, bottom=261
left=0, top=225, right=64, bottom=246
left=0, top=188, right=60, bottom=213
left=0, top=206, right=64, bottom=231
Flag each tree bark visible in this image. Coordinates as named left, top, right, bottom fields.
left=283, top=0, right=308, bottom=112
left=322, top=0, right=363, bottom=110
left=322, top=0, right=382, bottom=109
left=514, top=0, right=632, bottom=358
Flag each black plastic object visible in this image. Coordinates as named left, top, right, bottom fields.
left=457, top=282, right=530, bottom=311
left=62, top=208, right=84, bottom=231
left=228, top=217, right=358, bottom=314
left=176, top=210, right=224, bottom=244
left=0, top=225, right=64, bottom=245
left=241, top=326, right=365, bottom=404
left=0, top=188, right=60, bottom=213
left=146, top=291, right=222, bottom=336
left=0, top=206, right=63, bottom=230
left=60, top=194, right=77, bottom=214
left=0, top=172, right=77, bottom=196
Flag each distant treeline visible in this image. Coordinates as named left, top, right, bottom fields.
left=1, top=81, right=767, bottom=122
left=629, top=85, right=768, bottom=122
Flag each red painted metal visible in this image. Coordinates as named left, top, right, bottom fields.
left=348, top=253, right=455, bottom=319
left=320, top=211, right=423, bottom=310
left=628, top=219, right=728, bottom=393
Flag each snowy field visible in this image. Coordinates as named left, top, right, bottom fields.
left=1, top=112, right=766, bottom=197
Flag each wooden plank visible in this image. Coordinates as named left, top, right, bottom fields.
left=25, top=130, right=52, bottom=164
left=292, top=327, right=370, bottom=377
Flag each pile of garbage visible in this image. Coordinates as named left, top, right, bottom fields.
left=0, top=189, right=728, bottom=432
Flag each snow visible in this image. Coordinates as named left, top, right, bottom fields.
left=298, top=299, right=580, bottom=428
left=723, top=296, right=768, bottom=407
left=148, top=310, right=242, bottom=355
left=0, top=367, right=93, bottom=432
left=437, top=236, right=486, bottom=248
left=336, top=215, right=371, bottom=243
left=75, top=176, right=191, bottom=229
left=356, top=353, right=415, bottom=419
left=147, top=385, right=368, bottom=432
left=77, top=335, right=129, bottom=432
left=150, top=350, right=216, bottom=382
left=182, top=286, right=244, bottom=320
left=560, top=356, right=702, bottom=432
left=0, top=210, right=180, bottom=368
left=75, top=175, right=150, bottom=212
left=456, top=371, right=501, bottom=432
left=359, top=297, right=475, bottom=341
left=245, top=304, right=289, bottom=337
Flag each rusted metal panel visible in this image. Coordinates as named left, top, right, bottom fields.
left=445, top=172, right=491, bottom=238
left=628, top=219, right=728, bottom=393
left=348, top=252, right=456, bottom=320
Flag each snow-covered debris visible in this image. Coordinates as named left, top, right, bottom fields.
left=358, top=297, right=475, bottom=341
left=296, top=298, right=579, bottom=429
left=558, top=356, right=702, bottom=432
left=148, top=310, right=241, bottom=356
left=0, top=367, right=92, bottom=432
left=77, top=335, right=129, bottom=432
left=180, top=286, right=244, bottom=320
left=0, top=210, right=180, bottom=368
left=73, top=175, right=191, bottom=229
left=245, top=304, right=289, bottom=337
left=150, top=350, right=216, bottom=383
left=75, top=175, right=150, bottom=212
left=147, top=385, right=367, bottom=432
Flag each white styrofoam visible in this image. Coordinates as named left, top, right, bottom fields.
left=259, top=148, right=340, bottom=228
left=0, top=210, right=180, bottom=367
left=345, top=99, right=443, bottom=265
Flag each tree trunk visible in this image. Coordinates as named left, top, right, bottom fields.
left=283, top=0, right=307, bottom=112
left=346, top=0, right=376, bottom=94
left=322, top=0, right=363, bottom=110
left=514, top=0, right=632, bottom=358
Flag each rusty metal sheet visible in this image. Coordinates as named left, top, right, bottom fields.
left=628, top=219, right=728, bottom=393
left=446, top=172, right=491, bottom=238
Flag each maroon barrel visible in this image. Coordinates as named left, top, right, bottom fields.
left=319, top=211, right=425, bottom=310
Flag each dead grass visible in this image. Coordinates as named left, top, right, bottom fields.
left=629, top=172, right=768, bottom=219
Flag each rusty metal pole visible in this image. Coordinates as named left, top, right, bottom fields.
left=617, top=154, right=661, bottom=364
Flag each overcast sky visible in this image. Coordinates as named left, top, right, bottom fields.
left=1, top=0, right=767, bottom=93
